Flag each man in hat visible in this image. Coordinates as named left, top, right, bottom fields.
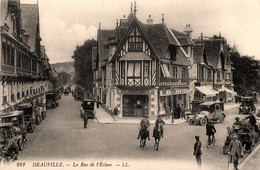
left=153, top=115, right=165, bottom=138
left=233, top=117, right=242, bottom=126
left=228, top=135, right=243, bottom=170
left=193, top=135, right=202, bottom=167
left=206, top=119, right=216, bottom=145
left=137, top=115, right=151, bottom=140
left=245, top=112, right=258, bottom=131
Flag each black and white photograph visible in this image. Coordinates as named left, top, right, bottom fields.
left=0, top=0, right=260, bottom=170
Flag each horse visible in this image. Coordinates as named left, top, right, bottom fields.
left=153, top=123, right=163, bottom=151
left=140, top=126, right=148, bottom=148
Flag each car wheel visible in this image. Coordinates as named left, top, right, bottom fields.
left=188, top=118, right=194, bottom=125
left=219, top=115, right=225, bottom=123
left=200, top=118, right=207, bottom=126
left=18, top=140, right=24, bottom=151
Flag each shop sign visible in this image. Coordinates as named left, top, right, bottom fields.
left=160, top=88, right=188, bottom=96
left=119, top=89, right=154, bottom=95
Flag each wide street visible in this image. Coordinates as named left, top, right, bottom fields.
left=10, top=95, right=258, bottom=170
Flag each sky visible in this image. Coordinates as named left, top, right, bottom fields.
left=21, top=0, right=260, bottom=64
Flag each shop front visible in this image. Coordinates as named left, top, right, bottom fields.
left=122, top=95, right=149, bottom=117
left=118, top=88, right=155, bottom=118
left=159, top=88, right=189, bottom=119
left=194, top=86, right=218, bottom=102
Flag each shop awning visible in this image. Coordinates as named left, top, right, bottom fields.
left=119, top=52, right=152, bottom=61
left=160, top=64, right=171, bottom=78
left=195, top=86, right=218, bottom=97
left=221, top=87, right=237, bottom=95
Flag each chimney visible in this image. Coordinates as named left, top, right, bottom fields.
left=162, top=14, right=164, bottom=24
left=99, top=22, right=101, bottom=30
left=131, top=3, right=133, bottom=13
left=134, top=1, right=137, bottom=14
left=120, top=15, right=128, bottom=26
left=146, top=14, right=153, bottom=25
left=116, top=19, right=118, bottom=27
left=201, top=32, right=203, bottom=40
left=184, top=24, right=193, bottom=38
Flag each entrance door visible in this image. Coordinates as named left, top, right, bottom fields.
left=122, top=95, right=149, bottom=117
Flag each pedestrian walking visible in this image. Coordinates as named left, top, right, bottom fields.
left=83, top=111, right=88, bottom=128
left=165, top=105, right=171, bottom=120
left=113, top=106, right=119, bottom=122
left=193, top=135, right=202, bottom=167
left=228, top=135, right=243, bottom=170
left=180, top=104, right=185, bottom=119
left=171, top=107, right=175, bottom=123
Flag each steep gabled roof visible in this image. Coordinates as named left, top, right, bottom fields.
left=204, top=39, right=222, bottom=68
left=193, top=44, right=204, bottom=64
left=97, top=29, right=114, bottom=67
left=20, top=4, right=39, bottom=52
left=171, top=29, right=193, bottom=46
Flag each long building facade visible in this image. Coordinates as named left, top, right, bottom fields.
left=0, top=0, right=52, bottom=112
left=93, top=5, right=235, bottom=119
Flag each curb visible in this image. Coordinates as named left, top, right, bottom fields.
left=238, top=143, right=260, bottom=169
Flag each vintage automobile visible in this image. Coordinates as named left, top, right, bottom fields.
left=37, top=103, right=46, bottom=120
left=17, top=104, right=36, bottom=133
left=80, top=98, right=95, bottom=119
left=0, top=123, right=23, bottom=164
left=239, top=97, right=256, bottom=114
left=186, top=100, right=204, bottom=118
left=46, top=92, right=59, bottom=109
left=0, top=111, right=27, bottom=141
left=64, top=89, right=69, bottom=96
left=187, top=101, right=226, bottom=126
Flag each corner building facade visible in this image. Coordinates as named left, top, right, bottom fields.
left=93, top=8, right=192, bottom=119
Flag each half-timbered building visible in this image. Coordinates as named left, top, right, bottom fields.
left=94, top=6, right=192, bottom=119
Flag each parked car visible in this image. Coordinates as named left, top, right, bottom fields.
left=18, top=104, right=36, bottom=133
left=64, top=89, right=69, bottom=96
left=0, top=111, right=27, bottom=141
left=0, top=123, right=23, bottom=163
left=239, top=96, right=256, bottom=114
left=187, top=101, right=226, bottom=126
left=46, top=92, right=59, bottom=109
left=80, top=98, right=95, bottom=119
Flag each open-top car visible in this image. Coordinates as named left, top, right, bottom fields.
left=17, top=104, right=36, bottom=133
left=187, top=101, right=226, bottom=126
left=0, top=123, right=23, bottom=163
left=46, top=92, right=59, bottom=109
left=239, top=96, right=256, bottom=114
left=0, top=111, right=27, bottom=141
left=80, top=98, right=95, bottom=119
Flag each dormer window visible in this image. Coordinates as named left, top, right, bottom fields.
left=128, top=26, right=143, bottom=52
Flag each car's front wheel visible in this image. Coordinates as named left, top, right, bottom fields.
left=200, top=117, right=207, bottom=126
left=188, top=118, right=194, bottom=125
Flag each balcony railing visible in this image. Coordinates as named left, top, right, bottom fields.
left=159, top=78, right=188, bottom=86
left=1, top=64, right=15, bottom=74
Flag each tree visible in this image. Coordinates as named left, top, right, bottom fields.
left=72, top=39, right=97, bottom=93
left=230, top=52, right=260, bottom=95
left=58, top=71, right=71, bottom=85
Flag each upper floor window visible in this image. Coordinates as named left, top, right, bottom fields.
left=217, top=70, right=221, bottom=79
left=207, top=69, right=212, bottom=79
left=128, top=27, right=143, bottom=52
left=199, top=66, right=204, bottom=79
left=182, top=67, right=188, bottom=79
left=172, top=66, right=178, bottom=78
left=226, top=73, right=231, bottom=80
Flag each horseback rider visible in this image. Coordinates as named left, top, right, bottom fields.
left=137, top=115, right=151, bottom=140
left=153, top=115, right=165, bottom=138
left=206, top=119, right=216, bottom=144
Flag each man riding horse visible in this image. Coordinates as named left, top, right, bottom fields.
left=137, top=115, right=151, bottom=140
left=153, top=115, right=165, bottom=138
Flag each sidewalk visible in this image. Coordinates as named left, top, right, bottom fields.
left=95, top=102, right=239, bottom=125
left=95, top=106, right=186, bottom=125
left=240, top=144, right=260, bottom=170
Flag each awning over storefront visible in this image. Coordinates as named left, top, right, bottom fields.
left=220, top=87, right=237, bottom=95
left=195, top=86, right=218, bottom=97
left=160, top=64, right=171, bottom=78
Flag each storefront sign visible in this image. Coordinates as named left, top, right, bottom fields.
left=119, top=89, right=154, bottom=95
left=160, top=88, right=188, bottom=96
